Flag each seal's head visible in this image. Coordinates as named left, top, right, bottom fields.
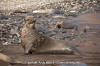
left=25, top=16, right=36, bottom=29
left=56, top=21, right=64, bottom=28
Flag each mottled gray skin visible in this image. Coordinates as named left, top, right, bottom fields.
left=21, top=16, right=81, bottom=55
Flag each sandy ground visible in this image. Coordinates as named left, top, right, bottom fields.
left=0, top=13, right=100, bottom=66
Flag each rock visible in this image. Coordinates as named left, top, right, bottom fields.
left=54, top=9, right=64, bottom=14
left=69, top=11, right=78, bottom=17
left=10, top=28, right=17, bottom=35
left=53, top=15, right=66, bottom=18
left=13, top=10, right=29, bottom=13
left=0, top=14, right=8, bottom=20
left=33, top=9, right=55, bottom=14
left=2, top=42, right=9, bottom=45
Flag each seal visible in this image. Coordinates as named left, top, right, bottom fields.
left=56, top=21, right=78, bottom=31
left=21, top=16, right=81, bottom=55
left=0, top=53, right=23, bottom=65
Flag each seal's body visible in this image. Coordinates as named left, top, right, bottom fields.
left=0, top=53, right=22, bottom=64
left=56, top=21, right=78, bottom=31
left=21, top=16, right=81, bottom=54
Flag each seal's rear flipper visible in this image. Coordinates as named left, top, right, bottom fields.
left=0, top=53, right=23, bottom=65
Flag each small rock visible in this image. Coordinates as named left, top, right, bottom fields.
left=69, top=11, right=78, bottom=17
left=2, top=42, right=9, bottom=45
left=0, top=14, right=8, bottom=20
left=53, top=15, right=66, bottom=18
left=54, top=9, right=64, bottom=14
left=13, top=10, right=29, bottom=13
left=33, top=9, right=54, bottom=14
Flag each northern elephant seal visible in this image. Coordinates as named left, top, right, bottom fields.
left=0, top=53, right=23, bottom=65
left=56, top=21, right=78, bottom=31
left=21, top=16, right=81, bottom=55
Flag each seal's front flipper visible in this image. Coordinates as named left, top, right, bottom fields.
left=24, top=43, right=33, bottom=54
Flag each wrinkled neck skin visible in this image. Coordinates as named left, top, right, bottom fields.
left=25, top=21, right=35, bottom=29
